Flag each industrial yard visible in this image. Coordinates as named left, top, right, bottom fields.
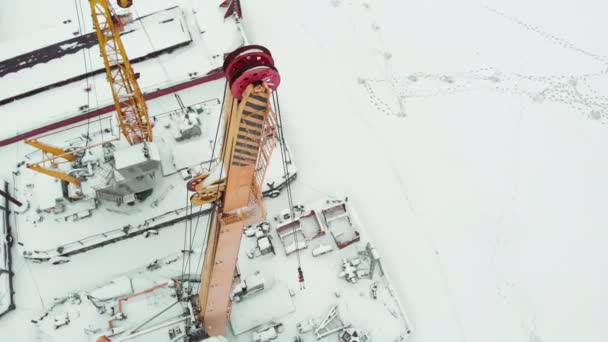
left=1, top=0, right=608, bottom=342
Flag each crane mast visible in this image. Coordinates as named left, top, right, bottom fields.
left=89, top=0, right=152, bottom=145
left=188, top=45, right=282, bottom=336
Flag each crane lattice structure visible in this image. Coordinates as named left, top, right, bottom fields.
left=25, top=0, right=151, bottom=187
left=89, top=0, right=152, bottom=145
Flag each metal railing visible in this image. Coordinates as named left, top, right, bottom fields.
left=22, top=204, right=213, bottom=262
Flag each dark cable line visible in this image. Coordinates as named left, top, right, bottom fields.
left=186, top=204, right=205, bottom=278
left=201, top=81, right=227, bottom=171
left=193, top=203, right=214, bottom=293
left=191, top=81, right=227, bottom=292
left=134, top=9, right=170, bottom=81
left=273, top=90, right=302, bottom=270
left=74, top=0, right=92, bottom=149
left=180, top=189, right=191, bottom=282
left=181, top=80, right=227, bottom=294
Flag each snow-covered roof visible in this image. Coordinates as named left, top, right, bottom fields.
left=171, top=139, right=213, bottom=171
left=33, top=175, right=64, bottom=210
left=114, top=142, right=160, bottom=170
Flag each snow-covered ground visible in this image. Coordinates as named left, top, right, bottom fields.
left=1, top=0, right=608, bottom=341
left=226, top=198, right=411, bottom=341
left=0, top=0, right=182, bottom=47
left=240, top=1, right=608, bottom=342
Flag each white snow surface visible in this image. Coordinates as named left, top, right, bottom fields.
left=239, top=1, right=608, bottom=342
left=0, top=0, right=607, bottom=342
left=0, top=0, right=180, bottom=48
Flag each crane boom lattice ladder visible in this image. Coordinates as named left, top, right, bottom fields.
left=188, top=45, right=282, bottom=336
left=89, top=0, right=152, bottom=145
left=198, top=84, right=277, bottom=335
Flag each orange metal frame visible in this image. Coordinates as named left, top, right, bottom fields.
left=25, top=139, right=81, bottom=185
left=25, top=137, right=120, bottom=186
left=197, top=82, right=279, bottom=336
left=24, top=139, right=77, bottom=162
left=27, top=164, right=81, bottom=186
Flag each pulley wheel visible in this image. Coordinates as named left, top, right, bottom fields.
left=230, top=65, right=281, bottom=100
left=186, top=174, right=208, bottom=192
left=223, top=45, right=272, bottom=73
left=195, top=178, right=224, bottom=193
left=117, top=0, right=133, bottom=8
left=190, top=190, right=222, bottom=206
left=225, top=52, right=275, bottom=84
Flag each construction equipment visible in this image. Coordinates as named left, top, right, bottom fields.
left=314, top=305, right=346, bottom=339
left=95, top=43, right=282, bottom=340
left=89, top=0, right=152, bottom=145
left=25, top=0, right=154, bottom=196
left=187, top=44, right=281, bottom=336
left=24, top=139, right=84, bottom=186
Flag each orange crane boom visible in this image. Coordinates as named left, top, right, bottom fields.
left=188, top=45, right=281, bottom=336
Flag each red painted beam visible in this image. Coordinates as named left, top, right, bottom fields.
left=0, top=188, right=22, bottom=207
left=0, top=72, right=224, bottom=147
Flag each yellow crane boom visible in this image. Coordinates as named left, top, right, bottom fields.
left=25, top=0, right=151, bottom=186
left=24, top=139, right=81, bottom=185
left=89, top=0, right=152, bottom=145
